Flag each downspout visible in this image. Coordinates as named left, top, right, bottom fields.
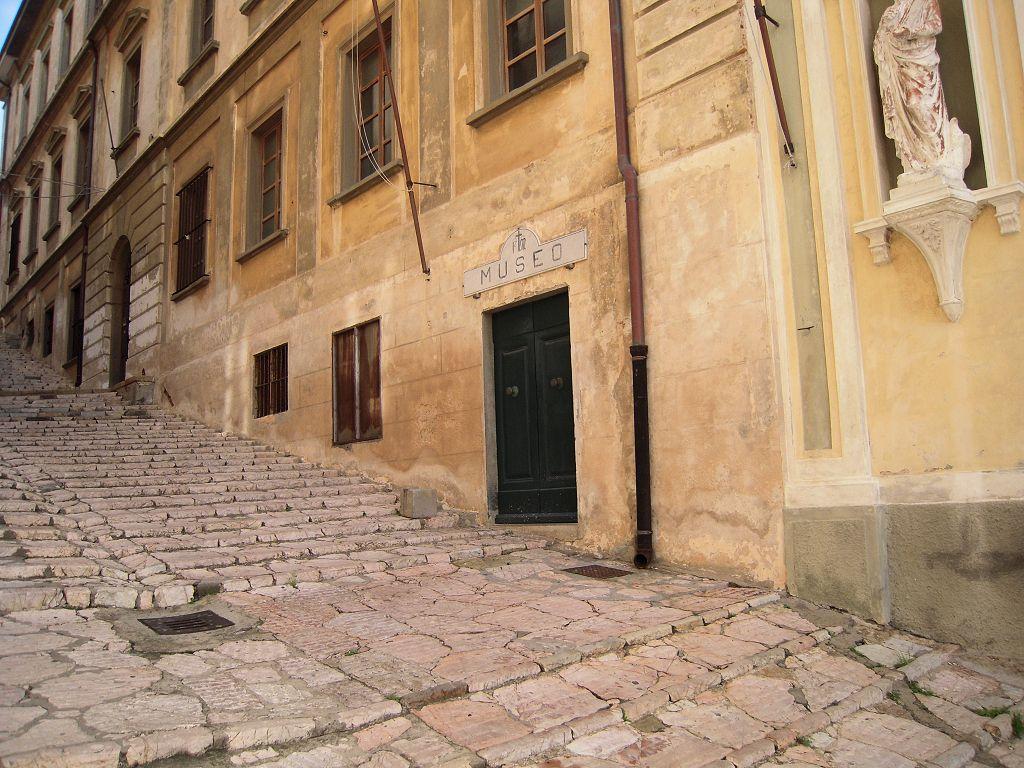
left=76, top=40, right=99, bottom=387
left=608, top=0, right=653, bottom=568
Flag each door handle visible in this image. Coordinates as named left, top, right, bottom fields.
left=549, top=377, right=564, bottom=390
left=505, top=385, right=519, bottom=397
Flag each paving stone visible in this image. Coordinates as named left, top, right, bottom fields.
left=725, top=675, right=806, bottom=727
left=33, top=666, right=162, bottom=709
left=0, top=741, right=121, bottom=768
left=0, top=718, right=90, bottom=758
left=417, top=700, right=532, bottom=751
left=355, top=716, right=414, bottom=751
left=0, top=705, right=45, bottom=734
left=0, top=652, right=72, bottom=686
left=660, top=700, right=770, bottom=748
left=124, top=726, right=214, bottom=766
left=83, top=691, right=204, bottom=734
left=838, top=711, right=958, bottom=762
left=491, top=676, right=607, bottom=731
left=854, top=643, right=905, bottom=667
left=219, top=717, right=318, bottom=751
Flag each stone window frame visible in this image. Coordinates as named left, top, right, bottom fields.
left=328, top=5, right=404, bottom=206
left=467, top=0, right=587, bottom=128
left=120, top=44, right=143, bottom=142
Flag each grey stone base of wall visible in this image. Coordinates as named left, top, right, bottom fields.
left=785, top=500, right=1024, bottom=659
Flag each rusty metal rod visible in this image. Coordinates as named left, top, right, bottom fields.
left=369, top=0, right=430, bottom=277
left=609, top=0, right=653, bottom=569
left=753, top=0, right=795, bottom=158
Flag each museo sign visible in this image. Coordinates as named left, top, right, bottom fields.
left=463, top=227, right=588, bottom=297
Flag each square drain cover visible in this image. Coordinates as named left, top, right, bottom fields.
left=139, top=610, right=234, bottom=635
left=564, top=565, right=633, bottom=579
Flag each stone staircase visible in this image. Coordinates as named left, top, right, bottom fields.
left=0, top=340, right=537, bottom=614
left=0, top=332, right=73, bottom=391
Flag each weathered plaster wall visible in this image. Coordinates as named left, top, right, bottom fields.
left=152, top=0, right=788, bottom=585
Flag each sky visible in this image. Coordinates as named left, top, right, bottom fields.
left=0, top=0, right=21, bottom=138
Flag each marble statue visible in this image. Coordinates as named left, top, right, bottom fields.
left=873, top=0, right=970, bottom=186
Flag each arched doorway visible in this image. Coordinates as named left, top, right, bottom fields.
left=109, top=238, right=131, bottom=386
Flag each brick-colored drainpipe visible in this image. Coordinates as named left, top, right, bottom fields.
left=608, top=0, right=654, bottom=568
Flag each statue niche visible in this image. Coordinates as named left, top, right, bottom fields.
left=873, top=0, right=970, bottom=187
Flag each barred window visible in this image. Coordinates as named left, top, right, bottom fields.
left=8, top=212, right=22, bottom=281
left=502, top=0, right=568, bottom=91
left=48, top=157, right=62, bottom=230
left=26, top=185, right=40, bottom=260
left=67, top=282, right=84, bottom=365
left=333, top=319, right=382, bottom=445
left=254, top=344, right=288, bottom=418
left=175, top=167, right=210, bottom=292
left=42, top=304, right=54, bottom=357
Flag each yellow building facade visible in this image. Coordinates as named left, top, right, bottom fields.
left=1, top=0, right=1021, bottom=655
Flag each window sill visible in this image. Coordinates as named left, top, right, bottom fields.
left=5, top=271, right=19, bottom=286
left=333, top=434, right=383, bottom=447
left=62, top=355, right=78, bottom=370
left=177, top=40, right=219, bottom=86
left=22, top=249, right=38, bottom=265
left=111, top=127, right=140, bottom=160
left=67, top=189, right=87, bottom=212
left=238, top=228, right=289, bottom=263
left=42, top=222, right=60, bottom=242
left=239, top=0, right=262, bottom=13
left=467, top=52, right=589, bottom=128
left=171, top=273, right=210, bottom=302
left=328, top=159, right=404, bottom=207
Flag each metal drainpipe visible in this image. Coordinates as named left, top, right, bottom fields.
left=608, top=0, right=653, bottom=568
left=76, top=41, right=100, bottom=388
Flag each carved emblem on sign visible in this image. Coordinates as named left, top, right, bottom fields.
left=463, top=227, right=588, bottom=297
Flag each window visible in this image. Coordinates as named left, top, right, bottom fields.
left=75, top=116, right=91, bottom=190
left=60, top=10, right=73, bottom=75
left=251, top=110, right=283, bottom=243
left=354, top=21, right=393, bottom=181
left=26, top=183, right=40, bottom=259
left=48, top=157, right=63, bottom=229
left=193, top=0, right=215, bottom=53
left=25, top=320, right=35, bottom=350
left=42, top=304, right=54, bottom=357
left=19, top=83, right=30, bottom=141
left=501, top=0, right=568, bottom=91
left=8, top=212, right=22, bottom=280
left=121, top=48, right=141, bottom=138
left=333, top=319, right=382, bottom=444
left=67, top=282, right=84, bottom=364
left=39, top=49, right=50, bottom=110
left=175, top=167, right=210, bottom=292
left=254, top=344, right=288, bottom=418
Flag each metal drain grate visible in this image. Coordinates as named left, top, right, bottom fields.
left=563, top=564, right=633, bottom=579
left=139, top=610, right=234, bottom=635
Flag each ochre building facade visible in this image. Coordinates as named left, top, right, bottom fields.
left=1, top=0, right=1021, bottom=655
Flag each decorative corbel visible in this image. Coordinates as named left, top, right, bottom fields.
left=882, top=181, right=980, bottom=322
left=853, top=218, right=892, bottom=265
left=975, top=182, right=1024, bottom=236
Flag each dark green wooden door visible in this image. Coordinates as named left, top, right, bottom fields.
left=493, top=292, right=577, bottom=523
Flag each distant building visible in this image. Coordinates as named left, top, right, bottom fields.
left=0, top=0, right=1021, bottom=654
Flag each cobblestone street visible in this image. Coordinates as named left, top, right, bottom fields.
left=1, top=341, right=1022, bottom=768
